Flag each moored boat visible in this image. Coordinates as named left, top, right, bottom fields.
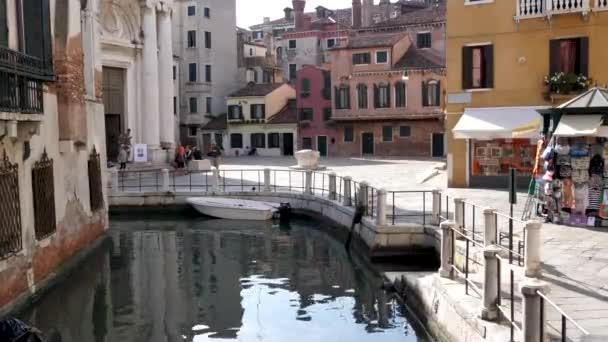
left=187, top=197, right=277, bottom=221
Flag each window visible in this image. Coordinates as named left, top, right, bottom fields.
left=273, top=29, right=285, bottom=37
left=206, top=97, right=212, bottom=113
left=374, top=84, right=390, bottom=108
left=289, top=40, right=297, bottom=49
left=188, top=127, right=198, bottom=137
left=299, top=108, right=313, bottom=121
left=353, top=53, right=371, bottom=65
left=249, top=48, right=253, bottom=56
left=357, top=84, right=368, bottom=109
left=251, top=133, right=266, bottom=148
left=335, top=86, right=350, bottom=110
left=289, top=64, right=297, bottom=81
left=423, top=80, right=441, bottom=107
left=228, top=105, right=242, bottom=120
left=23, top=0, right=52, bottom=66
left=215, top=133, right=223, bottom=149
left=187, top=5, right=196, bottom=16
left=268, top=133, right=280, bottom=148
left=253, top=31, right=264, bottom=40
left=263, top=70, right=272, bottom=83
left=276, top=47, right=283, bottom=60
left=187, top=30, right=196, bottom=48
left=231, top=134, right=243, bottom=148
left=400, top=126, right=411, bottom=138
left=344, top=126, right=354, bottom=142
left=173, top=96, right=177, bottom=114
left=322, top=72, right=331, bottom=99
left=205, top=31, right=211, bottom=49
left=549, top=37, right=588, bottom=76
left=327, top=38, right=336, bottom=48
left=250, top=104, right=266, bottom=119
left=301, top=78, right=311, bottom=97
left=188, top=63, right=197, bottom=82
left=395, top=82, right=406, bottom=108
left=205, top=65, right=212, bottom=82
left=462, top=45, right=493, bottom=89
left=323, top=107, right=332, bottom=121
left=382, top=126, right=393, bottom=142
left=417, top=32, right=432, bottom=49
left=172, top=66, right=176, bottom=80
left=204, top=7, right=210, bottom=18
left=189, top=97, right=198, bottom=113
left=376, top=51, right=388, bottom=64
left=302, top=137, right=313, bottom=149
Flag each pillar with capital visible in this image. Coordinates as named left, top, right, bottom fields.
left=157, top=1, right=175, bottom=149
left=141, top=1, right=162, bottom=162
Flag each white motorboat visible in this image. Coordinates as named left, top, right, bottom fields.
left=187, top=197, right=278, bottom=221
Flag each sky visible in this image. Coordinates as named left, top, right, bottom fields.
left=236, top=0, right=354, bottom=29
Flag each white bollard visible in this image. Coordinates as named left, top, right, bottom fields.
left=110, top=168, right=119, bottom=192
left=305, top=170, right=313, bottom=194
left=161, top=169, right=170, bottom=192
left=439, top=221, right=456, bottom=279
left=328, top=172, right=337, bottom=200
left=431, top=189, right=442, bottom=225
left=264, top=168, right=271, bottom=192
left=520, top=279, right=550, bottom=342
left=480, top=245, right=501, bottom=321
left=483, top=208, right=498, bottom=246
left=212, top=168, right=220, bottom=193
left=343, top=176, right=352, bottom=207
left=524, top=220, right=543, bottom=278
left=454, top=198, right=465, bottom=238
left=358, top=181, right=369, bottom=208
left=376, top=189, right=387, bottom=226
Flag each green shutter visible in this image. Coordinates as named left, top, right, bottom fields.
left=334, top=86, right=339, bottom=108
left=0, top=0, right=7, bottom=47
left=578, top=37, right=589, bottom=77
left=484, top=45, right=494, bottom=88
left=462, top=47, right=473, bottom=89
left=374, top=84, right=379, bottom=108
left=422, top=81, right=428, bottom=107
left=435, top=81, right=441, bottom=106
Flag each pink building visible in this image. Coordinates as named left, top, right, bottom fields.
left=296, top=65, right=337, bottom=156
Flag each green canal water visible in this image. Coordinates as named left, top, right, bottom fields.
left=19, top=215, right=433, bottom=342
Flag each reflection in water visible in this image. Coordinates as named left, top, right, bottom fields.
left=20, top=217, right=432, bottom=342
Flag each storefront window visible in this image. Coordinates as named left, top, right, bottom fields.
left=471, top=139, right=536, bottom=176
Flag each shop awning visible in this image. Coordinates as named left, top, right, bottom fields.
left=453, top=106, right=546, bottom=140
left=553, top=115, right=608, bottom=137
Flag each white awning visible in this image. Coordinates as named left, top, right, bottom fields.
left=553, top=115, right=607, bottom=137
left=453, top=106, right=546, bottom=140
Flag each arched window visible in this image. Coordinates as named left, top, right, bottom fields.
left=395, top=82, right=406, bottom=108
left=357, top=84, right=368, bottom=109
left=374, top=83, right=390, bottom=109
left=334, top=85, right=350, bottom=110
left=422, top=80, right=441, bottom=107
left=276, top=47, right=283, bottom=60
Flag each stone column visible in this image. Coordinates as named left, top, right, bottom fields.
left=376, top=189, right=387, bottom=226
left=160, top=169, right=170, bottom=192
left=157, top=3, right=175, bottom=149
left=524, top=220, right=543, bottom=278
left=328, top=172, right=337, bottom=200
left=480, top=245, right=501, bottom=321
left=305, top=170, right=313, bottom=194
left=212, top=168, right=220, bottom=193
left=520, top=279, right=550, bottom=342
left=454, top=198, right=465, bottom=237
left=343, top=176, right=352, bottom=207
left=483, top=208, right=497, bottom=246
left=439, top=221, right=455, bottom=279
left=110, top=168, right=119, bottom=192
left=358, top=181, right=369, bottom=209
left=431, top=189, right=442, bottom=225
left=263, top=168, right=271, bottom=192
left=141, top=4, right=161, bottom=161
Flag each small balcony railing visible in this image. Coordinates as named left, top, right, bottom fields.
left=516, top=0, right=606, bottom=19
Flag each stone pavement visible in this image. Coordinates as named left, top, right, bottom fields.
left=115, top=156, right=608, bottom=339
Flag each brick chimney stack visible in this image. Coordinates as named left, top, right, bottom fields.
left=362, top=0, right=373, bottom=27
left=292, top=0, right=306, bottom=31
left=352, top=0, right=362, bottom=28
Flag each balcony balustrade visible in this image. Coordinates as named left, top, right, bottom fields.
left=516, top=0, right=606, bottom=19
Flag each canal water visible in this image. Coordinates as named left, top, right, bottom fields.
left=19, top=216, right=433, bottom=342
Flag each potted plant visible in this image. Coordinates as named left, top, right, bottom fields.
left=544, top=72, right=590, bottom=95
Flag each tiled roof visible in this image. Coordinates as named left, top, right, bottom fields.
left=250, top=8, right=352, bottom=30
left=372, top=3, right=446, bottom=28
left=201, top=113, right=227, bottom=130
left=394, top=46, right=445, bottom=69
left=268, top=100, right=297, bottom=124
left=229, top=83, right=285, bottom=97
left=343, top=33, right=406, bottom=49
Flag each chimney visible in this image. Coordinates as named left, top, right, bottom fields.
left=292, top=0, right=306, bottom=31
left=284, top=7, right=293, bottom=20
left=303, top=15, right=312, bottom=31
left=263, top=17, right=270, bottom=24
left=352, top=0, right=362, bottom=28
left=362, top=0, right=373, bottom=27
left=380, top=0, right=391, bottom=21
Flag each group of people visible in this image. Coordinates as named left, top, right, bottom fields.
left=174, top=143, right=223, bottom=170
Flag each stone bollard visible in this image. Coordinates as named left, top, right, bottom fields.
left=328, top=172, right=337, bottom=200
left=524, top=220, right=543, bottom=278
left=520, top=279, right=550, bottom=342
left=305, top=170, right=313, bottom=194
left=212, top=168, right=220, bottom=193
left=160, top=169, right=170, bottom=192
left=454, top=198, right=465, bottom=238
left=110, top=168, right=119, bottom=192
left=431, top=189, right=442, bottom=225
left=439, top=221, right=456, bottom=279
left=376, top=189, right=387, bottom=226
left=480, top=245, right=501, bottom=321
left=343, top=176, right=352, bottom=207
left=264, top=168, right=271, bottom=192
left=358, top=181, right=369, bottom=208
left=483, top=208, right=498, bottom=246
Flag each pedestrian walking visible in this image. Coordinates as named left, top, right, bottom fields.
left=207, top=143, right=223, bottom=169
left=118, top=146, right=128, bottom=170
left=175, top=144, right=186, bottom=169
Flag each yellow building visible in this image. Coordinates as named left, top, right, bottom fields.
left=446, top=0, right=608, bottom=188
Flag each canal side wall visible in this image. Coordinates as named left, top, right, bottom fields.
left=109, top=191, right=439, bottom=258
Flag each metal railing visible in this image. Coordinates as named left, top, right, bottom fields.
left=0, top=71, right=44, bottom=113
left=496, top=254, right=522, bottom=342
left=0, top=46, right=53, bottom=80
left=388, top=190, right=432, bottom=225
left=539, top=290, right=590, bottom=341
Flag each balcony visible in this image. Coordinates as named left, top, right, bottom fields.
left=515, top=0, right=608, bottom=20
